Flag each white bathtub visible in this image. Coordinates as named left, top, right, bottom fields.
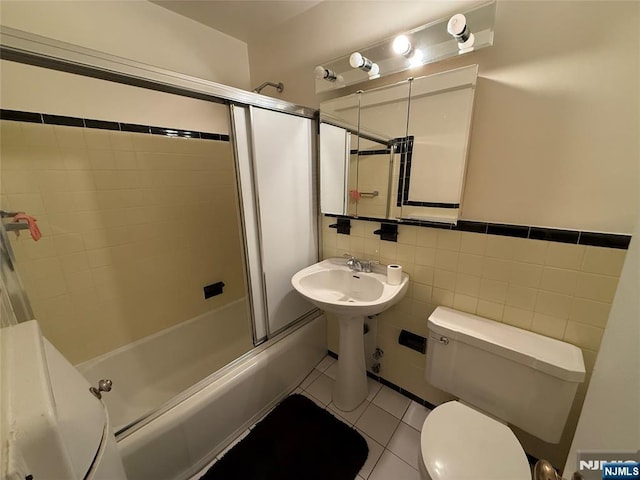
left=87, top=310, right=326, bottom=480
left=78, top=299, right=255, bottom=432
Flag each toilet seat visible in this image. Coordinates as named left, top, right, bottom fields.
left=420, top=401, right=530, bottom=480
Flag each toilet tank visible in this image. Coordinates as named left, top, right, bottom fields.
left=425, top=307, right=585, bottom=443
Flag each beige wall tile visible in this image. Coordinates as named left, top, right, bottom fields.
left=397, top=225, right=417, bottom=245
left=54, top=125, right=86, bottom=148
left=435, top=249, right=459, bottom=271
left=569, top=297, right=612, bottom=328
left=453, top=293, right=478, bottom=314
left=396, top=244, right=416, bottom=264
left=502, top=306, right=534, bottom=330
left=457, top=253, right=484, bottom=276
left=455, top=273, right=481, bottom=297
left=581, top=246, right=627, bottom=276
left=531, top=313, right=567, bottom=340
left=511, top=238, right=548, bottom=265
left=459, top=231, right=486, bottom=255
left=476, top=300, right=504, bottom=322
left=434, top=269, right=456, bottom=291
left=412, top=283, right=432, bottom=303
left=413, top=265, right=434, bottom=286
left=535, top=291, right=572, bottom=319
left=436, top=229, right=461, bottom=251
left=431, top=288, right=454, bottom=307
left=482, top=257, right=511, bottom=282
left=479, top=278, right=508, bottom=303
left=545, top=242, right=586, bottom=270
left=540, top=267, right=577, bottom=296
left=574, top=272, right=619, bottom=303
left=415, top=246, right=436, bottom=266
left=509, top=262, right=543, bottom=288
left=563, top=321, right=604, bottom=350
left=415, top=227, right=438, bottom=247
left=485, top=235, right=516, bottom=260
left=505, top=284, right=537, bottom=310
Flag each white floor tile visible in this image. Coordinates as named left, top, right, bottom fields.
left=366, top=377, right=383, bottom=401
left=402, top=401, right=431, bottom=431
left=372, top=385, right=411, bottom=419
left=299, top=389, right=327, bottom=409
left=328, top=399, right=369, bottom=425
left=304, top=373, right=334, bottom=405
left=369, top=450, right=420, bottom=480
left=355, top=403, right=401, bottom=446
left=315, top=355, right=335, bottom=372
left=387, top=422, right=421, bottom=470
left=356, top=429, right=385, bottom=479
left=299, top=367, right=322, bottom=389
left=324, top=360, right=338, bottom=380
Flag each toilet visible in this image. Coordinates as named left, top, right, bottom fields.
left=418, top=307, right=586, bottom=480
left=1, top=320, right=128, bottom=479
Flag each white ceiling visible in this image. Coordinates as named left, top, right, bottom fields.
left=151, top=1, right=324, bottom=44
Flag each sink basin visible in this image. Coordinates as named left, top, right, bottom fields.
left=292, top=258, right=409, bottom=411
left=291, top=258, right=409, bottom=317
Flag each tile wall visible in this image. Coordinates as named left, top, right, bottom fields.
left=321, top=215, right=628, bottom=465
left=0, top=118, right=251, bottom=364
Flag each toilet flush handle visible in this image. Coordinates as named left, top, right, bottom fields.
left=438, top=336, right=449, bottom=345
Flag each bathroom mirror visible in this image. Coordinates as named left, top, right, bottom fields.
left=320, top=64, right=478, bottom=224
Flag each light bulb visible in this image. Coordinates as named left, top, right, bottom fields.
left=392, top=35, right=412, bottom=56
left=409, top=49, right=424, bottom=68
left=369, top=63, right=380, bottom=78
left=349, top=52, right=374, bottom=72
left=314, top=66, right=337, bottom=81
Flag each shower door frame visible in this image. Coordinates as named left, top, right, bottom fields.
left=0, top=25, right=320, bottom=347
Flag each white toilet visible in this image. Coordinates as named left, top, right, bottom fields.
left=418, top=307, right=586, bottom=480
left=1, top=320, right=128, bottom=479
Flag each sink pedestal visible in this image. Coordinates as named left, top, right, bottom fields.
left=333, top=315, right=368, bottom=411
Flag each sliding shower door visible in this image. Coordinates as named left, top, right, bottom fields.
left=232, top=106, right=317, bottom=341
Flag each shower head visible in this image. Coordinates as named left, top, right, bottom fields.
left=253, top=81, right=284, bottom=94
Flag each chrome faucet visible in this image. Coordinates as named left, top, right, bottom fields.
left=343, top=254, right=375, bottom=273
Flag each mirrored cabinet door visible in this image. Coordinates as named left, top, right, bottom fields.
left=397, top=64, right=478, bottom=224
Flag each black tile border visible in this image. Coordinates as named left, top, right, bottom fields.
left=324, top=214, right=632, bottom=249
left=0, top=109, right=228, bottom=142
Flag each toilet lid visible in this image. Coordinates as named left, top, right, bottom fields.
left=421, top=401, right=530, bottom=480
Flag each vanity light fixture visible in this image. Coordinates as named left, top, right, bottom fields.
left=447, top=13, right=475, bottom=50
left=392, top=35, right=413, bottom=57
left=315, top=66, right=339, bottom=82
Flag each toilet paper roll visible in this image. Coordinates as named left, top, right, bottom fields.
left=387, top=264, right=403, bottom=285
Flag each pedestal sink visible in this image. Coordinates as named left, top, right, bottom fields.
left=291, top=258, right=409, bottom=411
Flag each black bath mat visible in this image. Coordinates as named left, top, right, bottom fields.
left=200, top=393, right=369, bottom=480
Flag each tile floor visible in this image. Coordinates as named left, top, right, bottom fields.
left=195, top=355, right=431, bottom=479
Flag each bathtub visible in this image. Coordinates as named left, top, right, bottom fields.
left=78, top=298, right=255, bottom=433
left=81, top=306, right=327, bottom=480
